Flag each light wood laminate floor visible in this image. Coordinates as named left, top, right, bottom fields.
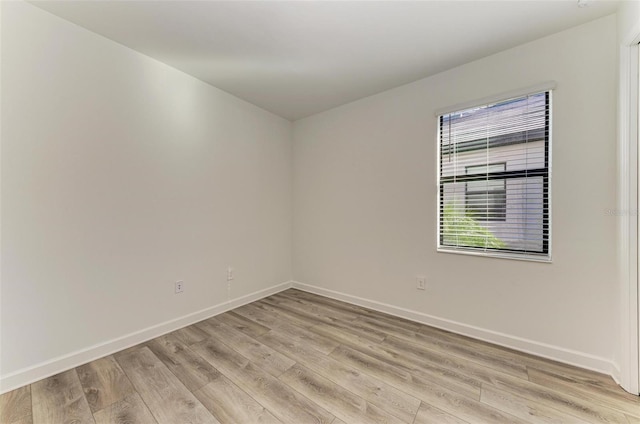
left=1, top=289, right=639, bottom=424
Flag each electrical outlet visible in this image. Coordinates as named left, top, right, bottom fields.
left=417, top=276, right=426, bottom=290
left=175, top=280, right=184, bottom=294
left=227, top=267, right=234, bottom=281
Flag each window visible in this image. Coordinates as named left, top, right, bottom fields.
left=438, top=90, right=551, bottom=261
left=465, top=163, right=506, bottom=222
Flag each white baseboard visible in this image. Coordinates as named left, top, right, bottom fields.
left=610, top=361, right=622, bottom=387
left=0, top=280, right=293, bottom=394
left=4, top=280, right=618, bottom=394
left=292, top=281, right=615, bottom=377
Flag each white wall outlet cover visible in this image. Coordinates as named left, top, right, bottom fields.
left=417, top=277, right=426, bottom=290
left=175, top=280, right=184, bottom=293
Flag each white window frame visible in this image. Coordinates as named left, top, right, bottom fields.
left=436, top=83, right=555, bottom=262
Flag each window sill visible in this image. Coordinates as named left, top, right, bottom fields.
left=437, top=247, right=552, bottom=263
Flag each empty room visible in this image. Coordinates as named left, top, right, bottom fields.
left=1, top=0, right=640, bottom=423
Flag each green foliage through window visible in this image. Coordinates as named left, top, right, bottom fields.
left=441, top=205, right=506, bottom=249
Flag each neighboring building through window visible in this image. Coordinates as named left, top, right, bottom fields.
left=438, top=90, right=551, bottom=260
left=465, top=163, right=506, bottom=222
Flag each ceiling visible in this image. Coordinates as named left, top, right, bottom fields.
left=30, top=1, right=619, bottom=121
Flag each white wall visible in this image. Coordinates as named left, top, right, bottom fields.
left=1, top=1, right=292, bottom=387
left=619, top=1, right=640, bottom=42
left=293, top=16, right=618, bottom=370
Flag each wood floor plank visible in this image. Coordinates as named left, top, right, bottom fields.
left=310, top=322, right=504, bottom=391
left=418, top=389, right=529, bottom=424
left=338, top=327, right=484, bottom=387
left=258, top=329, right=421, bottom=423
left=250, top=300, right=317, bottom=328
left=261, top=302, right=387, bottom=346
left=379, top=333, right=523, bottom=386
left=31, top=369, right=94, bottom=424
left=415, top=325, right=560, bottom=383
left=171, top=325, right=210, bottom=346
left=233, top=302, right=288, bottom=329
left=2, top=417, right=32, bottom=424
left=260, top=297, right=344, bottom=327
left=146, top=333, right=221, bottom=392
left=196, top=317, right=295, bottom=377
left=264, top=296, right=388, bottom=343
left=271, top=322, right=340, bottom=355
left=346, top=311, right=528, bottom=381
left=309, top=321, right=387, bottom=347
left=267, top=293, right=362, bottom=326
left=355, top=315, right=424, bottom=340
left=0, top=385, right=32, bottom=424
left=326, top=344, right=526, bottom=424
left=490, top=372, right=631, bottom=423
left=627, top=414, right=640, bottom=424
left=528, top=367, right=640, bottom=418
left=324, top=319, right=388, bottom=343
left=214, top=311, right=271, bottom=338
left=76, top=355, right=135, bottom=413
left=115, top=346, right=219, bottom=424
left=191, top=337, right=334, bottom=424
left=233, top=304, right=340, bottom=354
left=194, top=374, right=282, bottom=424
left=413, top=403, right=469, bottom=424
left=271, top=292, right=361, bottom=322
left=284, top=290, right=424, bottom=332
left=329, top=344, right=481, bottom=401
left=383, top=330, right=529, bottom=380
left=279, top=363, right=406, bottom=424
left=510, top=349, right=621, bottom=392
left=480, top=384, right=591, bottom=424
left=92, top=392, right=157, bottom=424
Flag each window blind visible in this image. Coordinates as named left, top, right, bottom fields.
left=437, top=91, right=551, bottom=261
